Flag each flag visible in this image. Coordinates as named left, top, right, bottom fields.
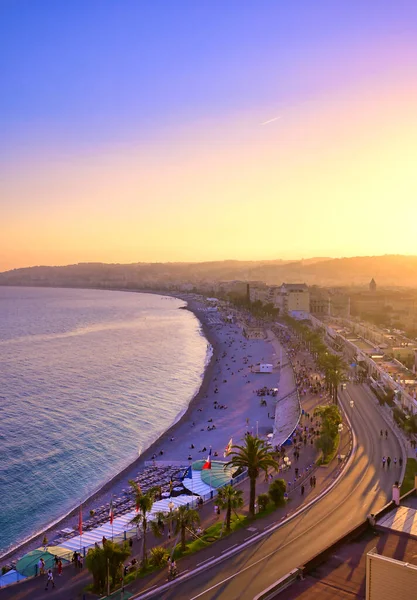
left=223, top=438, right=233, bottom=458
left=78, top=505, right=83, bottom=536
left=202, top=448, right=212, bottom=470
left=182, top=466, right=192, bottom=480
left=109, top=500, right=114, bottom=525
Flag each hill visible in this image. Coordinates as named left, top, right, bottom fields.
left=0, top=255, right=416, bottom=289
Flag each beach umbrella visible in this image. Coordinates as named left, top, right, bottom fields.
left=16, top=549, right=55, bottom=577
left=37, top=545, right=72, bottom=562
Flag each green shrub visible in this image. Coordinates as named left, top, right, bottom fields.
left=268, top=479, right=287, bottom=507
left=257, top=493, right=270, bottom=512
left=149, top=546, right=169, bottom=568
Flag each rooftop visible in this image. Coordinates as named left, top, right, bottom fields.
left=283, top=527, right=417, bottom=599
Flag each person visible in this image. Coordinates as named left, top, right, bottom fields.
left=385, top=430, right=388, bottom=439
left=129, top=537, right=133, bottom=548
left=387, top=456, right=391, bottom=468
left=382, top=456, right=386, bottom=468
left=301, top=485, right=305, bottom=496
left=45, top=569, right=55, bottom=590
left=57, top=559, right=63, bottom=577
left=394, top=457, right=397, bottom=466
left=53, top=555, right=59, bottom=570
left=102, top=536, right=107, bottom=546
left=40, top=558, right=45, bottom=576
left=37, top=558, right=43, bottom=576
left=380, top=430, right=383, bottom=437
left=78, top=553, right=83, bottom=568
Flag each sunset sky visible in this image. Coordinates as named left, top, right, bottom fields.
left=1, top=1, right=417, bottom=271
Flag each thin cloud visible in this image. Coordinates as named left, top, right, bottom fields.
left=261, top=116, right=282, bottom=125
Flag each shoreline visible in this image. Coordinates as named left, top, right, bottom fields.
left=0, top=290, right=298, bottom=567
left=0, top=293, right=218, bottom=563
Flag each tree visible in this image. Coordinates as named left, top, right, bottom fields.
left=216, top=485, right=244, bottom=532
left=319, top=354, right=346, bottom=404
left=227, top=434, right=279, bottom=517
left=173, top=505, right=200, bottom=551
left=129, top=485, right=164, bottom=567
left=268, top=479, right=287, bottom=507
left=314, top=404, right=342, bottom=458
left=85, top=540, right=130, bottom=594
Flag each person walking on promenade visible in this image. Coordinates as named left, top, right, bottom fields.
left=301, top=485, right=305, bottom=496
left=385, top=430, right=388, bottom=439
left=387, top=456, right=391, bottom=468
left=382, top=456, right=386, bottom=468
left=380, top=430, right=383, bottom=438
left=53, top=555, right=59, bottom=571
left=394, top=457, right=397, bottom=467
left=57, top=560, right=63, bottom=577
left=313, top=475, right=317, bottom=488
left=45, top=569, right=55, bottom=590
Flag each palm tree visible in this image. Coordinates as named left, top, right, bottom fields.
left=129, top=486, right=163, bottom=567
left=320, top=354, right=346, bottom=403
left=173, top=505, right=200, bottom=551
left=227, top=434, right=279, bottom=517
left=216, top=485, right=244, bottom=532
left=86, top=540, right=130, bottom=595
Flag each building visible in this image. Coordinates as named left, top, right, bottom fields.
left=277, top=283, right=310, bottom=318
left=369, top=278, right=377, bottom=292
left=248, top=282, right=269, bottom=304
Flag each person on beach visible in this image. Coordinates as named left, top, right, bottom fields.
left=45, top=569, right=55, bottom=590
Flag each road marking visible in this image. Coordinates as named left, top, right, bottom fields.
left=244, top=533, right=257, bottom=541
left=196, top=557, right=215, bottom=567
left=221, top=544, right=237, bottom=553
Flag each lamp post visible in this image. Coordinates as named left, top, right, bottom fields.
left=168, top=500, right=174, bottom=541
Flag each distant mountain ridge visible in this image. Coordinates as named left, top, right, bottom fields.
left=1, top=255, right=416, bottom=289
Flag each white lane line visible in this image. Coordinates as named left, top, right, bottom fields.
left=196, top=557, right=215, bottom=567
left=244, top=534, right=257, bottom=542
left=221, top=544, right=237, bottom=553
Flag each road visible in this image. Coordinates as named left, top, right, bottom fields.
left=141, top=383, right=402, bottom=600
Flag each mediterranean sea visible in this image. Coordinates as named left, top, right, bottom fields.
left=0, top=287, right=208, bottom=557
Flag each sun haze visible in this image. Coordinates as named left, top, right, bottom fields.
left=1, top=1, right=417, bottom=271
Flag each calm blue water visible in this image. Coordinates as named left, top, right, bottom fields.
left=0, top=287, right=208, bottom=556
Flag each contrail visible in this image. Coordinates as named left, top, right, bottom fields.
left=261, top=116, right=281, bottom=125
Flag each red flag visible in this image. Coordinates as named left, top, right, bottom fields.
left=78, top=505, right=83, bottom=536
left=109, top=500, right=114, bottom=525
left=202, top=448, right=212, bottom=470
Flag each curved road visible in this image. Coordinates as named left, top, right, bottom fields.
left=143, top=383, right=402, bottom=600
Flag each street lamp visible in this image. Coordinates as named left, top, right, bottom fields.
left=168, top=500, right=174, bottom=540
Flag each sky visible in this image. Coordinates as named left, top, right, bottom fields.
left=1, top=1, right=417, bottom=271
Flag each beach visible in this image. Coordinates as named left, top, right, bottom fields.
left=1, top=294, right=299, bottom=566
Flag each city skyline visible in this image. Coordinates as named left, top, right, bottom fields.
left=2, top=1, right=417, bottom=271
